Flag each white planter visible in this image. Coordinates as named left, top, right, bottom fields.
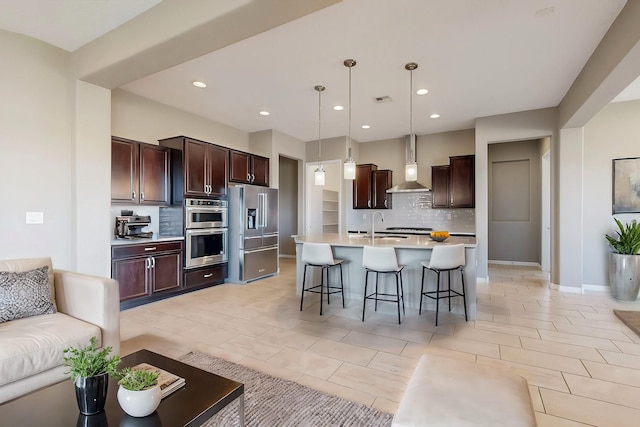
left=117, top=385, right=161, bottom=417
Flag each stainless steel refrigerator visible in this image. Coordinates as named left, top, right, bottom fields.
left=227, top=185, right=279, bottom=283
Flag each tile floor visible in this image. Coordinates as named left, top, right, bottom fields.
left=120, top=258, right=640, bottom=426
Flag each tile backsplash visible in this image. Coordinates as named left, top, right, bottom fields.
left=347, top=192, right=475, bottom=233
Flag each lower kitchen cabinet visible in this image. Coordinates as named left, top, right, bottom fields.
left=184, top=264, right=228, bottom=289
left=112, top=240, right=183, bottom=309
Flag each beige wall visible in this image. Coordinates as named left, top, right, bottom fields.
left=0, top=30, right=75, bottom=269
left=112, top=89, right=249, bottom=149
left=583, top=99, right=640, bottom=287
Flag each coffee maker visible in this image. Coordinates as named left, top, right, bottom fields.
left=115, top=215, right=153, bottom=239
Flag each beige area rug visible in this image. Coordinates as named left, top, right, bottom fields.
left=614, top=310, right=640, bottom=337
left=178, top=352, right=394, bottom=427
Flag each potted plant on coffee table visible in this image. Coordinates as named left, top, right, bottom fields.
left=605, top=218, right=640, bottom=300
left=63, top=336, right=121, bottom=415
left=117, top=367, right=161, bottom=417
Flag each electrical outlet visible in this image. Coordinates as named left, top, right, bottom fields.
left=447, top=213, right=452, bottom=220
left=362, top=213, right=366, bottom=220
left=26, top=211, right=44, bottom=224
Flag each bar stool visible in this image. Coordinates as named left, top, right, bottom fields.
left=362, top=246, right=405, bottom=324
left=420, top=244, right=468, bottom=326
left=300, top=243, right=344, bottom=315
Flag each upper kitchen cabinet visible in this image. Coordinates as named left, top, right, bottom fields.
left=372, top=169, right=393, bottom=209
left=353, top=164, right=377, bottom=209
left=159, top=136, right=228, bottom=200
left=431, top=165, right=450, bottom=208
left=449, top=155, right=475, bottom=208
left=353, top=164, right=393, bottom=209
left=431, top=154, right=475, bottom=208
left=111, top=137, right=169, bottom=205
left=229, top=150, right=269, bottom=186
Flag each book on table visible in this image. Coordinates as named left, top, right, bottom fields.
left=131, top=362, right=186, bottom=398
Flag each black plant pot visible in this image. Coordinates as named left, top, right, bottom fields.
left=75, top=373, right=109, bottom=415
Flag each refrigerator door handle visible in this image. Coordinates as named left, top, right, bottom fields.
left=258, top=192, right=267, bottom=228
left=244, top=246, right=277, bottom=254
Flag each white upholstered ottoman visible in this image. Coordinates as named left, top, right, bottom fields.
left=392, top=354, right=537, bottom=427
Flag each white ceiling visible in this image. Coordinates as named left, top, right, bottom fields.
left=2, top=0, right=638, bottom=142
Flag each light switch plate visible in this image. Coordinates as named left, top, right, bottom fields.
left=26, top=211, right=44, bottom=224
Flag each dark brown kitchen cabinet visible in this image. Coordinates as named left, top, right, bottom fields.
left=158, top=136, right=228, bottom=199
left=353, top=164, right=377, bottom=209
left=372, top=169, right=393, bottom=209
left=111, top=137, right=169, bottom=205
left=229, top=150, right=269, bottom=186
left=431, top=155, right=475, bottom=208
left=353, top=164, right=392, bottom=209
left=449, top=155, right=475, bottom=208
left=112, top=240, right=183, bottom=307
left=431, top=165, right=450, bottom=208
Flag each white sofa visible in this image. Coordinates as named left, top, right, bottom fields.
left=0, top=258, right=120, bottom=404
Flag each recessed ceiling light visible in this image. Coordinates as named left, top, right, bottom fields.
left=333, top=105, right=344, bottom=111
left=416, top=89, right=429, bottom=95
left=192, top=81, right=207, bottom=88
left=430, top=113, right=440, bottom=119
left=259, top=111, right=270, bottom=116
left=361, top=125, right=370, bottom=129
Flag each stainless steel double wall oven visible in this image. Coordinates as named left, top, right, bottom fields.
left=184, top=198, right=228, bottom=269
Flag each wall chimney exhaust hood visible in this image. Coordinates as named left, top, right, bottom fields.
left=386, top=135, right=431, bottom=193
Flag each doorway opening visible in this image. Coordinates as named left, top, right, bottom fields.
left=305, top=160, right=341, bottom=235
left=487, top=137, right=551, bottom=278
left=279, top=155, right=299, bottom=257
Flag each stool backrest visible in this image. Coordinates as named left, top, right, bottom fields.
left=301, top=243, right=335, bottom=265
left=428, top=244, right=465, bottom=270
left=363, top=246, right=399, bottom=271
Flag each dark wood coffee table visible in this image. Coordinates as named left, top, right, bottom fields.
left=0, top=349, right=244, bottom=426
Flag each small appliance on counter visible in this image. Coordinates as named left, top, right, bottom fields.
left=115, top=211, right=153, bottom=239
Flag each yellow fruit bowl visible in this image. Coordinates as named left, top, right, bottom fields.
left=430, top=231, right=449, bottom=242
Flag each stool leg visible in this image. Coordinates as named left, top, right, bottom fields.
left=374, top=272, right=379, bottom=312
left=419, top=266, right=426, bottom=315
left=400, top=271, right=405, bottom=315
left=435, top=270, right=441, bottom=327
left=320, top=266, right=324, bottom=316
left=300, top=264, right=308, bottom=311
left=339, top=264, right=345, bottom=308
left=395, top=272, right=402, bottom=325
left=326, top=265, right=331, bottom=306
left=460, top=267, right=468, bottom=321
left=362, top=270, right=369, bottom=322
left=448, top=270, right=452, bottom=312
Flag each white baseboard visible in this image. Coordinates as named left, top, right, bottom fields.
left=582, top=284, right=610, bottom=292
left=547, top=282, right=609, bottom=294
left=489, top=260, right=542, bottom=268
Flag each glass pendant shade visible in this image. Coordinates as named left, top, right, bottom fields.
left=344, top=158, right=356, bottom=180
left=314, top=167, right=326, bottom=186
left=405, top=162, right=417, bottom=181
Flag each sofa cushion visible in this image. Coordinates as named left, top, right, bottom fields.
left=0, top=266, right=57, bottom=323
left=0, top=258, right=56, bottom=311
left=0, top=313, right=101, bottom=386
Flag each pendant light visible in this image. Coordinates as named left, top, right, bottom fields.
left=405, top=62, right=418, bottom=182
left=343, top=59, right=357, bottom=180
left=314, top=85, right=326, bottom=186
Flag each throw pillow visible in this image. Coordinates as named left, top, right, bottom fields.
left=0, top=266, right=57, bottom=323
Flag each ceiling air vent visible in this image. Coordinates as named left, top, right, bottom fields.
left=374, top=95, right=392, bottom=103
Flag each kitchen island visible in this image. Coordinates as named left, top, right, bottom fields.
left=294, top=233, right=477, bottom=320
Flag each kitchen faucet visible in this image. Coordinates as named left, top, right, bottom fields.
left=371, top=211, right=384, bottom=240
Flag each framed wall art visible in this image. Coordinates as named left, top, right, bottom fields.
left=613, top=157, right=640, bottom=213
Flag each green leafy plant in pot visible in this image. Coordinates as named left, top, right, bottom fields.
left=63, top=336, right=121, bottom=415
left=117, top=367, right=161, bottom=417
left=605, top=218, right=640, bottom=300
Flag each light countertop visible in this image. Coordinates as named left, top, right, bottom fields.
left=111, top=235, right=184, bottom=246
left=294, top=233, right=476, bottom=249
